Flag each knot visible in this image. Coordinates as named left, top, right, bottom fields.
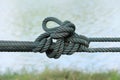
left=33, top=17, right=89, bottom=59
left=42, top=17, right=75, bottom=39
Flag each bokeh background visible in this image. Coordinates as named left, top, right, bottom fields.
left=0, top=0, right=120, bottom=73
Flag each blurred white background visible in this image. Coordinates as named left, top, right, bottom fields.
left=0, top=0, right=120, bottom=73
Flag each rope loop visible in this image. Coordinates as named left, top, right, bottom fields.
left=33, top=17, right=89, bottom=59
left=42, top=17, right=75, bottom=39
left=1, top=17, right=120, bottom=59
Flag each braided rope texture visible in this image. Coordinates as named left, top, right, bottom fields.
left=32, top=17, right=120, bottom=59
left=1, top=17, right=120, bottom=59
left=33, top=17, right=92, bottom=59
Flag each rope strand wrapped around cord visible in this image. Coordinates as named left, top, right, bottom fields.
left=32, top=17, right=120, bottom=59
left=33, top=17, right=90, bottom=58
left=0, top=17, right=120, bottom=59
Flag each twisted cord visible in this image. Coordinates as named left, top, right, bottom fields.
left=89, top=37, right=120, bottom=42
left=0, top=17, right=120, bottom=59
left=32, top=17, right=120, bottom=59
left=33, top=17, right=89, bottom=59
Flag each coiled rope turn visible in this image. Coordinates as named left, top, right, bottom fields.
left=0, top=17, right=120, bottom=59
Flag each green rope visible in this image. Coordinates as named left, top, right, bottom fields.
left=0, top=17, right=120, bottom=59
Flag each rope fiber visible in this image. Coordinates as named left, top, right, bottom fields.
left=1, top=17, right=120, bottom=59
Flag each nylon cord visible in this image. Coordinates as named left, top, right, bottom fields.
left=0, top=17, right=120, bottom=59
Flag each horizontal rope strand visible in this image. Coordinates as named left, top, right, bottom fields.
left=1, top=17, right=120, bottom=59
left=0, top=40, right=120, bottom=52
left=89, top=37, right=120, bottom=42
